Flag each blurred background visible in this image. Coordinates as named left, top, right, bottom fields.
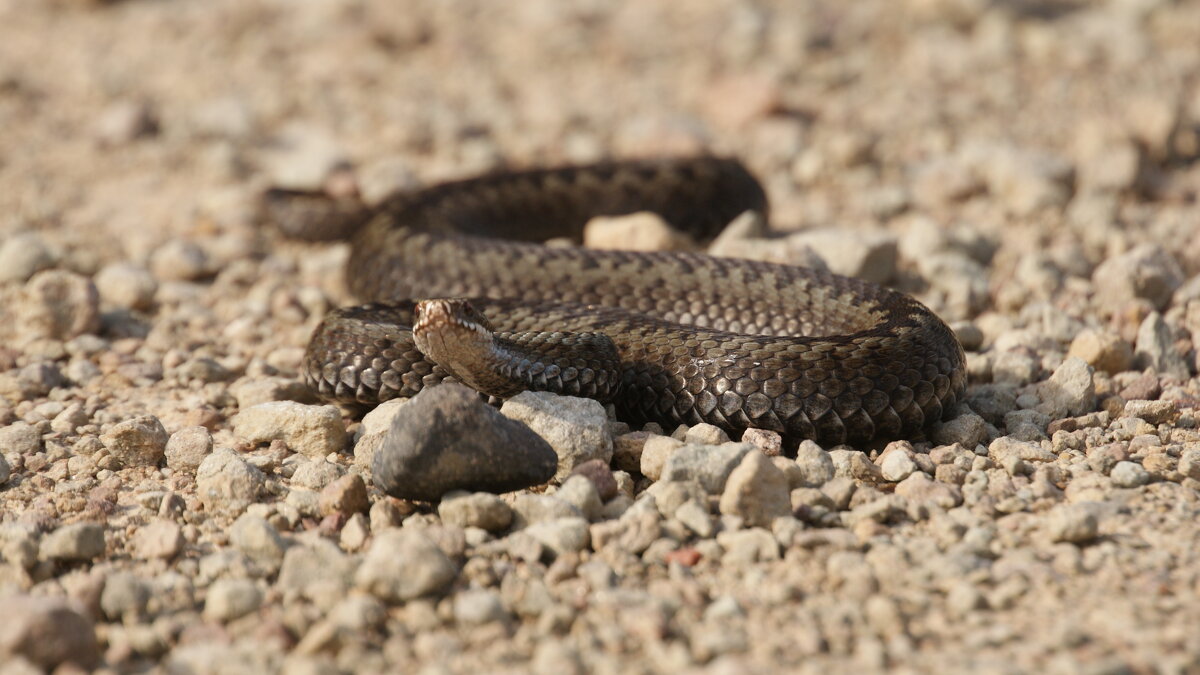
left=1, top=0, right=1198, bottom=324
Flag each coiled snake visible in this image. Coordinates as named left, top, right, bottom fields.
left=264, top=157, right=966, bottom=448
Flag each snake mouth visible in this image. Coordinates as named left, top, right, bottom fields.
left=413, top=299, right=493, bottom=336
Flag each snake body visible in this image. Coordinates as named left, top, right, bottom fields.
left=269, top=157, right=967, bottom=448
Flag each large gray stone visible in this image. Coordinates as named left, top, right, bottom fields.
left=374, top=383, right=557, bottom=501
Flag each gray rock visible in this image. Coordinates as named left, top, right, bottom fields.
left=356, top=528, right=457, bottom=602
left=40, top=523, right=105, bottom=562
left=877, top=442, right=919, bottom=482
left=1035, top=357, right=1096, bottom=419
left=661, top=442, right=754, bottom=494
left=674, top=499, right=714, bottom=537
left=510, top=494, right=582, bottom=529
left=639, top=435, right=683, bottom=480
left=0, top=233, right=54, bottom=284
left=584, top=212, right=696, bottom=252
left=196, top=448, right=266, bottom=513
left=931, top=410, right=987, bottom=448
left=1123, top=399, right=1179, bottom=425
left=232, top=401, right=347, bottom=458
left=18, top=270, right=100, bottom=341
left=375, top=384, right=557, bottom=501
left=1092, top=244, right=1184, bottom=310
left=0, top=454, right=9, bottom=486
left=94, top=262, right=157, bottom=311
left=894, top=472, right=962, bottom=509
left=1110, top=461, right=1151, bottom=488
left=291, top=458, right=345, bottom=490
left=131, top=519, right=184, bottom=560
left=0, top=422, right=41, bottom=456
left=454, top=589, right=509, bottom=626
left=438, top=491, right=514, bottom=532
left=277, top=538, right=357, bottom=598
left=164, top=425, right=214, bottom=473
left=203, top=578, right=262, bottom=622
left=100, top=573, right=149, bottom=621
left=230, top=514, right=287, bottom=574
left=501, top=391, right=613, bottom=483
left=555, top=475, right=603, bottom=521
left=787, top=227, right=898, bottom=283
left=102, top=415, right=169, bottom=468
left=682, top=423, right=730, bottom=445
left=718, top=450, right=791, bottom=527
left=524, top=517, right=590, bottom=558
left=352, top=398, right=408, bottom=470
left=1135, top=312, right=1191, bottom=380
left=1044, top=505, right=1099, bottom=544
left=150, top=240, right=210, bottom=282
left=0, top=595, right=100, bottom=670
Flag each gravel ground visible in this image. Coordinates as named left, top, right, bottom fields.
left=2, top=0, right=1200, bottom=673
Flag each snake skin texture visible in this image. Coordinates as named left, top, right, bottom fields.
left=268, top=157, right=967, bottom=448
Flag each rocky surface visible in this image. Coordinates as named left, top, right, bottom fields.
left=0, top=0, right=1199, bottom=673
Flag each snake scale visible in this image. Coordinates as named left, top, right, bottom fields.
left=265, top=157, right=967, bottom=448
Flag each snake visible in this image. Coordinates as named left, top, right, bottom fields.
left=264, top=157, right=967, bottom=448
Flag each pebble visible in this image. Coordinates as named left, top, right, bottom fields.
left=525, top=517, right=590, bottom=558
left=979, top=146, right=1073, bottom=215
left=555, top=475, right=603, bottom=521
left=132, top=519, right=184, bottom=560
left=95, top=100, right=158, bottom=145
left=18, top=270, right=100, bottom=340
left=1110, top=461, right=1151, bottom=488
left=639, top=435, right=683, bottom=481
left=204, top=578, right=262, bottom=622
left=1067, top=329, right=1134, bottom=374
left=1135, top=312, right=1191, bottom=380
left=1035, top=357, right=1096, bottom=419
left=232, top=402, right=347, bottom=458
left=569, top=459, right=619, bottom=501
left=290, top=458, right=345, bottom=490
left=1091, top=244, right=1184, bottom=311
left=230, top=514, right=287, bottom=573
left=0, top=454, right=9, bottom=486
left=894, top=473, right=963, bottom=509
left=0, top=422, right=41, bottom=456
left=374, top=384, right=557, bottom=501
left=355, top=529, right=457, bottom=602
left=1123, top=399, right=1179, bottom=425
left=877, top=442, right=919, bottom=482
left=101, top=415, right=169, bottom=468
left=94, top=262, right=158, bottom=310
left=718, top=451, right=792, bottom=527
left=40, top=522, right=106, bottom=562
left=584, top=212, right=696, bottom=252
left=100, top=572, right=150, bottom=621
left=195, top=448, right=266, bottom=513
left=454, top=589, right=509, bottom=626
left=683, top=423, right=731, bottom=445
left=787, top=227, right=898, bottom=283
left=792, top=440, right=836, bottom=487
left=1044, top=505, right=1100, bottom=544
left=0, top=595, right=100, bottom=669
left=0, top=233, right=54, bottom=283
left=318, top=474, right=370, bottom=517
left=438, top=491, right=514, bottom=532
left=164, top=425, right=214, bottom=473
left=660, top=442, right=754, bottom=494
left=930, top=410, right=987, bottom=448
left=501, top=391, right=613, bottom=483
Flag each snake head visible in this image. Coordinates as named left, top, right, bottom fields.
left=413, top=298, right=494, bottom=335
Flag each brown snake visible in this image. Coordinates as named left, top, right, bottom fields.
left=265, top=157, right=967, bottom=448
